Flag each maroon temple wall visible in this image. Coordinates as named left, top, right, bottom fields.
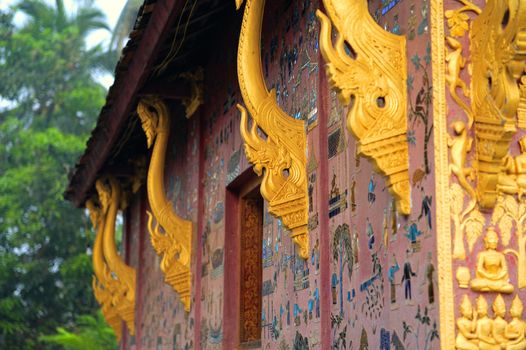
left=120, top=0, right=439, bottom=349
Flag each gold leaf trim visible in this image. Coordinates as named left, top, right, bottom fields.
left=431, top=0, right=456, bottom=347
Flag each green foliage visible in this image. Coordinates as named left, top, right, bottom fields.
left=39, top=312, right=117, bottom=350
left=0, top=1, right=113, bottom=349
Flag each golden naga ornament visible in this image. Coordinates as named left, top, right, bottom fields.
left=235, top=0, right=309, bottom=258
left=316, top=0, right=410, bottom=215
left=86, top=198, right=124, bottom=341
left=469, top=0, right=526, bottom=209
left=137, top=97, right=193, bottom=311
left=96, top=177, right=136, bottom=336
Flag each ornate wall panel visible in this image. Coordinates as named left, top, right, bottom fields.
left=239, top=193, right=263, bottom=344
left=435, top=0, right=526, bottom=348
left=137, top=97, right=193, bottom=312
left=315, top=1, right=441, bottom=347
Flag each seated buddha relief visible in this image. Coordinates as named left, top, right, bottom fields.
left=471, top=228, right=514, bottom=294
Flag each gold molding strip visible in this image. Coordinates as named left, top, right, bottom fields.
left=470, top=0, right=526, bottom=209
left=235, top=0, right=309, bottom=258
left=431, top=0, right=455, bottom=347
left=316, top=0, right=410, bottom=216
left=137, top=97, right=193, bottom=311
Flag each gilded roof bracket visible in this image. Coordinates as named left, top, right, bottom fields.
left=179, top=68, right=204, bottom=118
left=470, top=0, right=526, bottom=209
left=138, top=97, right=193, bottom=311
left=87, top=177, right=137, bottom=340
left=86, top=197, right=124, bottom=341
left=316, top=0, right=411, bottom=216
left=99, top=177, right=136, bottom=335
left=235, top=0, right=309, bottom=259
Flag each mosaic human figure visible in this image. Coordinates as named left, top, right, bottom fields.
left=425, top=252, right=435, bottom=304
left=388, top=254, right=400, bottom=304
left=401, top=250, right=416, bottom=300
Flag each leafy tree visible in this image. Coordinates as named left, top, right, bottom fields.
left=0, top=1, right=110, bottom=348
left=109, top=0, right=142, bottom=54
left=39, top=312, right=117, bottom=350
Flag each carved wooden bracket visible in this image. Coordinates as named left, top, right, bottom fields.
left=317, top=0, right=411, bottom=216
left=236, top=0, right=309, bottom=259
left=137, top=97, right=193, bottom=312
left=470, top=0, right=526, bottom=209
left=87, top=177, right=136, bottom=340
left=179, top=68, right=204, bottom=118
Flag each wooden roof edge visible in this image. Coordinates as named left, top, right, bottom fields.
left=65, top=0, right=188, bottom=208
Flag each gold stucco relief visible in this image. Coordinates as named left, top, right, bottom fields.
left=440, top=0, right=526, bottom=347
left=235, top=0, right=309, bottom=258
left=445, top=0, right=526, bottom=209
left=456, top=294, right=526, bottom=350
left=316, top=0, right=410, bottom=216
left=138, top=97, right=193, bottom=312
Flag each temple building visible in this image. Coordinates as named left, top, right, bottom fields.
left=65, top=0, right=526, bottom=349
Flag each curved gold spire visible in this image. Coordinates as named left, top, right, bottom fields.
left=137, top=97, right=193, bottom=311
left=236, top=0, right=309, bottom=259
left=317, top=0, right=410, bottom=215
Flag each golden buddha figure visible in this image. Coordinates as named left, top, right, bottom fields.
left=505, top=296, right=526, bottom=350
left=476, top=295, right=501, bottom=350
left=471, top=228, right=514, bottom=294
left=456, top=295, right=478, bottom=350
left=498, top=136, right=526, bottom=198
left=492, top=294, right=508, bottom=347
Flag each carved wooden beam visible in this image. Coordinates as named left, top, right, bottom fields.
left=235, top=0, right=309, bottom=259
left=317, top=0, right=411, bottom=215
left=137, top=97, right=193, bottom=312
